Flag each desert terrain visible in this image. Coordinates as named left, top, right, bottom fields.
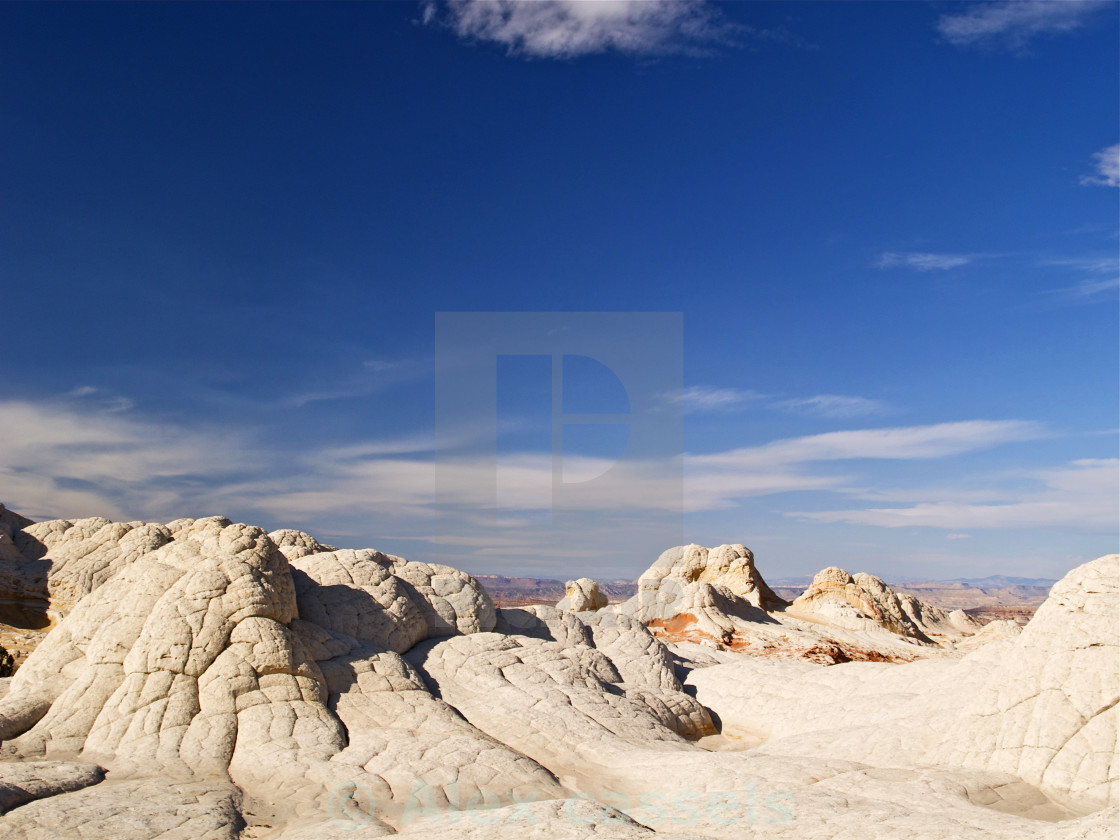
left=0, top=503, right=1113, bottom=838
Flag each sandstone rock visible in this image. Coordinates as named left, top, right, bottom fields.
left=788, top=566, right=983, bottom=642
left=0, top=760, right=104, bottom=814
left=0, top=507, right=1111, bottom=839
left=687, top=555, right=1120, bottom=816
left=557, top=577, right=609, bottom=613
left=624, top=544, right=786, bottom=617
left=268, top=529, right=336, bottom=561
left=954, top=617, right=1022, bottom=650
left=0, top=775, right=244, bottom=839
left=929, top=554, right=1119, bottom=807
left=616, top=543, right=970, bottom=663
left=0, top=517, right=526, bottom=833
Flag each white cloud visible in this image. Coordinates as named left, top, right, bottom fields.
left=937, top=0, right=1111, bottom=49
left=681, top=420, right=1045, bottom=513
left=791, top=459, right=1118, bottom=532
left=285, top=358, right=429, bottom=407
left=0, top=391, right=1078, bottom=571
left=1080, top=143, right=1120, bottom=188
left=1066, top=276, right=1120, bottom=298
left=667, top=385, right=763, bottom=413
left=877, top=251, right=973, bottom=271
left=1047, top=257, right=1120, bottom=274
left=0, top=398, right=253, bottom=522
left=362, top=359, right=405, bottom=372
left=773, top=394, right=888, bottom=418
left=67, top=385, right=135, bottom=413
left=422, top=0, right=739, bottom=58
left=946, top=533, right=970, bottom=540
left=689, top=420, right=1046, bottom=470
left=1046, top=256, right=1120, bottom=299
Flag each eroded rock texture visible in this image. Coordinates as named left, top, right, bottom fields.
left=787, top=566, right=982, bottom=642
left=0, top=510, right=1112, bottom=839
left=615, top=543, right=998, bottom=663
left=556, top=577, right=609, bottom=613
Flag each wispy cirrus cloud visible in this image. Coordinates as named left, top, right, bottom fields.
left=0, top=397, right=254, bottom=522
left=772, top=394, right=889, bottom=419
left=1045, top=256, right=1120, bottom=299
left=5, top=392, right=1098, bottom=578
left=234, top=421, right=1048, bottom=520
left=876, top=251, right=975, bottom=271
left=791, top=459, right=1118, bottom=532
left=665, top=385, right=764, bottom=413
left=937, top=0, right=1113, bottom=50
left=682, top=420, right=1047, bottom=512
left=687, top=420, right=1044, bottom=470
left=284, top=358, right=430, bottom=408
left=1, top=392, right=1045, bottom=517
left=67, top=386, right=135, bottom=413
left=1080, top=143, right=1120, bottom=188
left=420, top=0, right=743, bottom=59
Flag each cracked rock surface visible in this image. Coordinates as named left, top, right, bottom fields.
left=0, top=509, right=1113, bottom=839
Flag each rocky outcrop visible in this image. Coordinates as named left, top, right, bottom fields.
left=625, top=544, right=787, bottom=616
left=928, top=554, right=1119, bottom=806
left=556, top=577, right=609, bottom=612
left=687, top=554, right=1119, bottom=816
left=0, top=508, right=1112, bottom=838
left=615, top=543, right=987, bottom=663
left=788, top=566, right=983, bottom=643
left=617, top=544, right=786, bottom=647
left=0, top=507, right=51, bottom=669
left=0, top=516, right=534, bottom=833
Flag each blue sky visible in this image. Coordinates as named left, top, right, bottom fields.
left=1, top=0, right=1116, bottom=582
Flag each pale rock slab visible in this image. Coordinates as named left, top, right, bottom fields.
left=0, top=775, right=244, bottom=839
left=0, top=760, right=104, bottom=814
left=0, top=517, right=521, bottom=833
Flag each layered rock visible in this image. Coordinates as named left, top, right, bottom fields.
left=928, top=554, right=1119, bottom=806
left=625, top=544, right=787, bottom=616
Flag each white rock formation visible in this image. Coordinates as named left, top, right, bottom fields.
left=556, top=577, right=609, bottom=612
left=616, top=543, right=990, bottom=663
left=686, top=554, right=1119, bottom=820
left=0, top=509, right=1111, bottom=839
left=787, top=566, right=984, bottom=643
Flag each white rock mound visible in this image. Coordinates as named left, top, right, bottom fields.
left=556, top=577, right=609, bottom=612
left=617, top=543, right=988, bottom=663
left=0, top=516, right=544, bottom=835
left=0, top=509, right=1111, bottom=839
left=788, top=566, right=983, bottom=643
left=686, top=554, right=1119, bottom=820
left=617, top=544, right=784, bottom=645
